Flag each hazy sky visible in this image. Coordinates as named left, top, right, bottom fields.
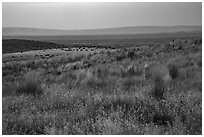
left=2, top=2, right=202, bottom=30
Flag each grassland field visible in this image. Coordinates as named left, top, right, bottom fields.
left=2, top=32, right=202, bottom=135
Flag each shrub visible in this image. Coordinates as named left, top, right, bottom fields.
left=193, top=38, right=202, bottom=45
left=127, top=51, right=135, bottom=59
left=80, top=69, right=108, bottom=90
left=152, top=74, right=166, bottom=100
left=168, top=64, right=179, bottom=79
left=145, top=51, right=153, bottom=58
left=16, top=71, right=43, bottom=96
left=116, top=55, right=126, bottom=61
left=144, top=64, right=171, bottom=90
left=145, top=64, right=171, bottom=100
left=25, top=61, right=36, bottom=69
left=143, top=63, right=158, bottom=80
left=67, top=54, right=85, bottom=63
left=126, top=65, right=136, bottom=77
left=126, top=65, right=143, bottom=77
left=65, top=70, right=87, bottom=89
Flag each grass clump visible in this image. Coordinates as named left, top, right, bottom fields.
left=152, top=74, right=166, bottom=100
left=16, top=71, right=43, bottom=96
left=119, top=65, right=143, bottom=78
left=145, top=65, right=171, bottom=100
left=126, top=65, right=142, bottom=77
left=168, top=64, right=179, bottom=79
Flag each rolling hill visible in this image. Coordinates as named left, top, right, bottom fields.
left=3, top=26, right=201, bottom=36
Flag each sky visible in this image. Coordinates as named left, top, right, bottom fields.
left=2, top=2, right=202, bottom=30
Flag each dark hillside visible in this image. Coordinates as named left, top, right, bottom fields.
left=2, top=39, right=65, bottom=54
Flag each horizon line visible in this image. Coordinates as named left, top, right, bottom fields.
left=3, top=25, right=202, bottom=31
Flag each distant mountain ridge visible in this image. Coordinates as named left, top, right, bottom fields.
left=3, top=26, right=201, bottom=36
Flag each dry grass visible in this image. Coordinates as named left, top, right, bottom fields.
left=168, top=63, right=179, bottom=79
left=16, top=71, right=43, bottom=96
left=2, top=37, right=202, bottom=135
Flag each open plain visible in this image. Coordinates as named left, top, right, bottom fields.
left=2, top=32, right=202, bottom=135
